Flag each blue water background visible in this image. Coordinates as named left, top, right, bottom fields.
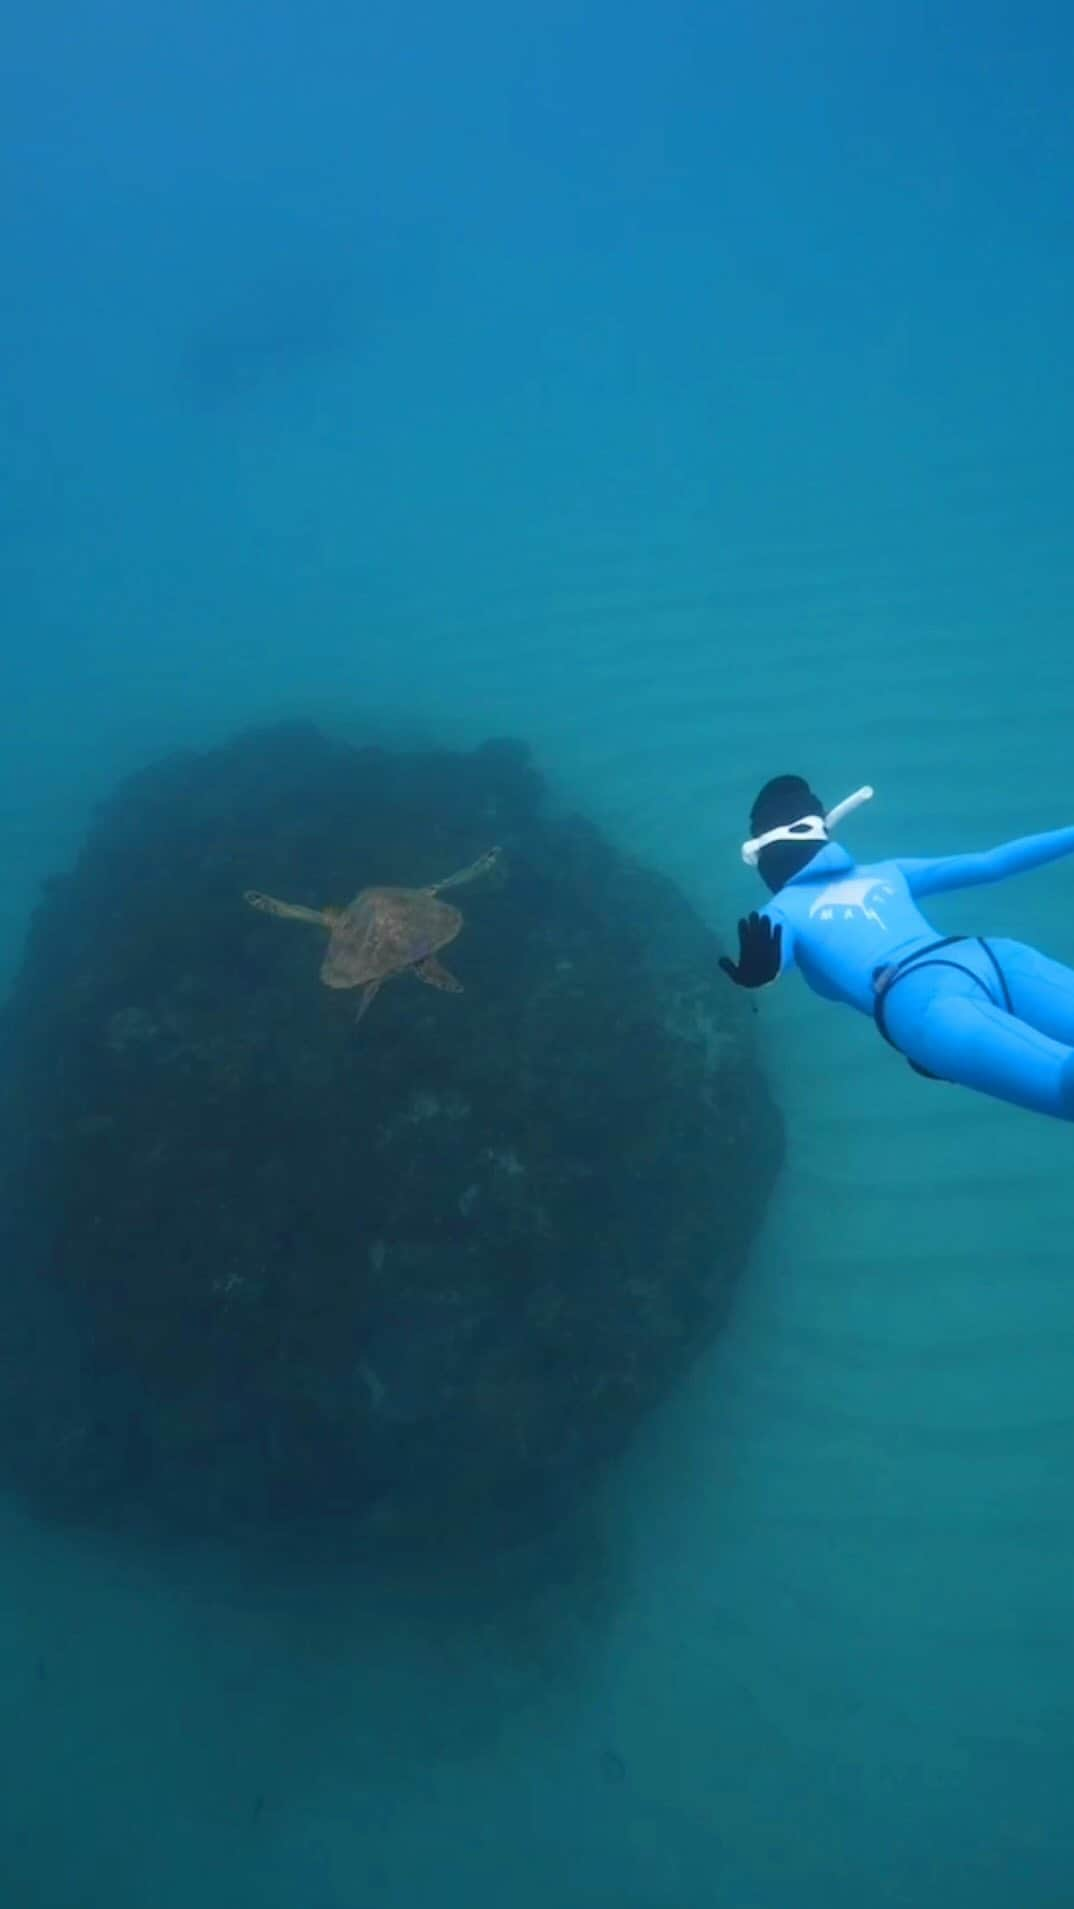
left=3, top=2, right=1074, bottom=1903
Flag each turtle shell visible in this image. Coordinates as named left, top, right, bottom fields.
left=319, top=886, right=462, bottom=991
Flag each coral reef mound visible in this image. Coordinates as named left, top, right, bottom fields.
left=0, top=723, right=782, bottom=1546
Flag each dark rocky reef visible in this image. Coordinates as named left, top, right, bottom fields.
left=0, top=723, right=782, bottom=1548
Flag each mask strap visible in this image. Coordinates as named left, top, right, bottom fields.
left=741, top=785, right=874, bottom=867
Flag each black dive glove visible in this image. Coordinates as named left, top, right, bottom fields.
left=719, top=912, right=782, bottom=989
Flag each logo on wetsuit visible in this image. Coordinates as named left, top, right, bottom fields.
left=808, top=878, right=895, bottom=929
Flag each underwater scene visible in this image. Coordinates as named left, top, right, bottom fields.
left=3, top=1, right=1074, bottom=1903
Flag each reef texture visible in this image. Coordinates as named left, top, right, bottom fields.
left=0, top=724, right=782, bottom=1545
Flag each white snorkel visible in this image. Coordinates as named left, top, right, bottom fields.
left=741, top=785, right=874, bottom=868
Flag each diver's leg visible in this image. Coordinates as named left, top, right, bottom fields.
left=902, top=993, right=1074, bottom=1120
left=987, top=939, right=1074, bottom=1046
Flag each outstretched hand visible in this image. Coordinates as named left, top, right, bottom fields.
left=719, top=912, right=782, bottom=989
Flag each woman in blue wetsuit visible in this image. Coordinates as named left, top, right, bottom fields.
left=719, top=774, right=1074, bottom=1121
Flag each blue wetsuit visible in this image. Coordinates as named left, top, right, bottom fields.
left=762, top=827, right=1074, bottom=1120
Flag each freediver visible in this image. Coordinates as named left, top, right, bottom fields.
left=719, top=776, right=1074, bottom=1120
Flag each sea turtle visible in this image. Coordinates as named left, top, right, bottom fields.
left=244, top=847, right=502, bottom=1023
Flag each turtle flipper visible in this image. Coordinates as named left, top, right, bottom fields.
left=244, top=890, right=333, bottom=929
left=355, top=980, right=381, bottom=1023
left=414, top=955, right=462, bottom=994
left=428, top=847, right=503, bottom=896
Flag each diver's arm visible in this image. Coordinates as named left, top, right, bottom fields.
left=898, top=825, right=1074, bottom=898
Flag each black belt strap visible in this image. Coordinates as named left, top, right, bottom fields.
left=873, top=936, right=1013, bottom=1079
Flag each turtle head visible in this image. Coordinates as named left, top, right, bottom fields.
left=319, top=909, right=363, bottom=988
left=321, top=945, right=355, bottom=988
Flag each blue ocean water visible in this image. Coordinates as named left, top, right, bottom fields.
left=4, top=1, right=1074, bottom=1902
